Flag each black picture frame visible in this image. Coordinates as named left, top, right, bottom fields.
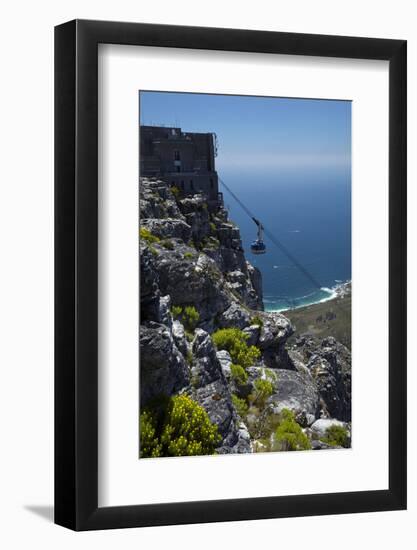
left=55, top=19, right=407, bottom=531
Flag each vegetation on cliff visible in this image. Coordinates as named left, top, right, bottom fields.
left=140, top=395, right=221, bottom=458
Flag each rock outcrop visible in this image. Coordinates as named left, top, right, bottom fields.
left=291, top=335, right=351, bottom=421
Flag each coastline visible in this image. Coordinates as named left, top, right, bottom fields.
left=265, top=280, right=351, bottom=314
left=276, top=281, right=352, bottom=348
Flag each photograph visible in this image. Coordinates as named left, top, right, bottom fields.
left=139, top=91, right=352, bottom=458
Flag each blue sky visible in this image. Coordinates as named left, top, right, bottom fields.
left=139, top=91, right=351, bottom=174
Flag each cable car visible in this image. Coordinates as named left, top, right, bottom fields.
left=250, top=217, right=267, bottom=255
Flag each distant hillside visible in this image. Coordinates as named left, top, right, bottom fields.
left=283, top=286, right=351, bottom=349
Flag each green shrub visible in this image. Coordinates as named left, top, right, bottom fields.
left=171, top=305, right=183, bottom=319
left=250, top=315, right=264, bottom=328
left=140, top=395, right=220, bottom=457
left=264, top=368, right=278, bottom=382
left=149, top=246, right=158, bottom=257
left=183, top=306, right=200, bottom=331
left=139, top=410, right=162, bottom=458
left=249, top=411, right=282, bottom=442
left=232, top=394, right=249, bottom=418
left=321, top=424, right=349, bottom=448
left=186, top=348, right=193, bottom=366
left=171, top=186, right=181, bottom=199
left=209, top=222, right=217, bottom=234
left=212, top=328, right=261, bottom=370
left=140, top=226, right=160, bottom=244
left=161, top=395, right=221, bottom=456
left=249, top=378, right=274, bottom=408
left=172, top=304, right=200, bottom=335
left=274, top=408, right=311, bottom=451
left=202, top=236, right=220, bottom=250
left=230, top=363, right=248, bottom=386
left=184, top=251, right=194, bottom=259
left=161, top=239, right=174, bottom=250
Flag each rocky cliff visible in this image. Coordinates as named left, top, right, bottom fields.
left=139, top=177, right=351, bottom=454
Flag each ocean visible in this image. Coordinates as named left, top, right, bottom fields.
left=218, top=167, right=351, bottom=312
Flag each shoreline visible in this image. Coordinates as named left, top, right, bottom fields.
left=265, top=280, right=351, bottom=314
left=275, top=282, right=351, bottom=348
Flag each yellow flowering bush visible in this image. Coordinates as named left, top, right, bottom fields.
left=139, top=410, right=162, bottom=458
left=140, top=395, right=220, bottom=458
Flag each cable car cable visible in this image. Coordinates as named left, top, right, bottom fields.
left=219, top=177, right=322, bottom=291
left=219, top=177, right=349, bottom=317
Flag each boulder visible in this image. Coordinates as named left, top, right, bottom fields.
left=154, top=243, right=231, bottom=326
left=243, top=324, right=261, bottom=346
left=217, top=302, right=251, bottom=330
left=267, top=369, right=320, bottom=423
left=310, top=418, right=348, bottom=438
left=140, top=322, right=189, bottom=406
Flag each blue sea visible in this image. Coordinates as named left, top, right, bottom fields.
left=219, top=167, right=351, bottom=312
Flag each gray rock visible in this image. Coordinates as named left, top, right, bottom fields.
left=216, top=349, right=233, bottom=379
left=153, top=242, right=231, bottom=327
left=246, top=262, right=264, bottom=310
left=267, top=369, right=320, bottom=422
left=188, top=329, right=249, bottom=453
left=141, top=218, right=191, bottom=242
left=295, top=335, right=351, bottom=421
left=172, top=320, right=188, bottom=357
left=311, top=439, right=338, bottom=450
left=310, top=418, right=348, bottom=437
left=243, top=324, right=261, bottom=346
left=178, top=194, right=211, bottom=244
left=230, top=422, right=252, bottom=454
left=218, top=302, right=250, bottom=330
left=140, top=178, right=184, bottom=219
left=158, top=295, right=172, bottom=328
left=140, top=245, right=160, bottom=322
left=140, top=322, right=189, bottom=406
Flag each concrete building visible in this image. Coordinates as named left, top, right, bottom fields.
left=140, top=125, right=220, bottom=202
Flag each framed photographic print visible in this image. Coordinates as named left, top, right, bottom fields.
left=55, top=20, right=407, bottom=530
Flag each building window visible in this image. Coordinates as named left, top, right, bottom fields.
left=210, top=178, right=214, bottom=189
left=190, top=180, right=194, bottom=190
left=174, top=150, right=181, bottom=161
left=176, top=166, right=181, bottom=173
left=181, top=181, right=184, bottom=190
